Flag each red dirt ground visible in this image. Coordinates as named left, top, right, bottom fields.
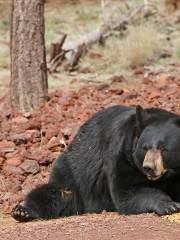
left=0, top=69, right=179, bottom=238
left=1, top=213, right=180, bottom=240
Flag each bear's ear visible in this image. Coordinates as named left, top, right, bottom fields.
left=135, top=105, right=151, bottom=136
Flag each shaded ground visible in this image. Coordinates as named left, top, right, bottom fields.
left=0, top=213, right=180, bottom=240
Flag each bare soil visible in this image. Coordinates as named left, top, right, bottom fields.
left=1, top=213, right=180, bottom=240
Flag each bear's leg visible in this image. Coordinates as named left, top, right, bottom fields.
left=106, top=158, right=180, bottom=215
left=167, top=175, right=180, bottom=203
left=108, top=175, right=180, bottom=215
left=11, top=184, right=61, bottom=222
left=11, top=184, right=82, bottom=222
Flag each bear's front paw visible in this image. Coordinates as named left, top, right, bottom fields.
left=154, top=201, right=180, bottom=215
left=11, top=204, right=35, bottom=222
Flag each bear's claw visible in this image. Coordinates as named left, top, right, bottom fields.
left=11, top=204, right=35, bottom=222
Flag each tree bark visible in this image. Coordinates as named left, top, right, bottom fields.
left=10, top=0, right=48, bottom=112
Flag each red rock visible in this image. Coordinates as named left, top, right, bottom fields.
left=134, top=67, right=144, bottom=75
left=23, top=112, right=32, bottom=118
left=110, top=74, right=125, bottom=83
left=20, top=160, right=39, bottom=174
left=8, top=133, right=28, bottom=145
left=45, top=127, right=59, bottom=140
left=96, top=84, right=109, bottom=91
left=25, top=129, right=41, bottom=142
left=25, top=119, right=41, bottom=130
left=0, top=140, right=16, bottom=158
left=0, top=140, right=15, bottom=148
left=5, top=150, right=19, bottom=159
left=79, top=66, right=94, bottom=73
left=0, top=147, right=15, bottom=155
left=3, top=165, right=24, bottom=176
left=143, top=78, right=152, bottom=85
left=11, top=116, right=28, bottom=124
left=148, top=91, right=160, bottom=99
left=27, top=149, right=56, bottom=165
left=157, top=74, right=174, bottom=86
left=108, top=88, right=124, bottom=95
left=122, top=88, right=130, bottom=94
left=6, top=158, right=22, bottom=167
left=89, top=50, right=102, bottom=59
left=0, top=157, right=4, bottom=166
left=3, top=178, right=23, bottom=193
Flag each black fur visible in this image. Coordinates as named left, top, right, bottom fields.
left=11, top=105, right=180, bottom=221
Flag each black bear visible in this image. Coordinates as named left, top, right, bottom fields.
left=11, top=105, right=180, bottom=222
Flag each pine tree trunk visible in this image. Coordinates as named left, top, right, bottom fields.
left=10, top=0, right=48, bottom=112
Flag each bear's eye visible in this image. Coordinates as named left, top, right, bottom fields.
left=142, top=144, right=149, bottom=151
left=160, top=146, right=168, bottom=156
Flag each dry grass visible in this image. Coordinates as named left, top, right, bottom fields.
left=0, top=46, right=9, bottom=69
left=0, top=2, right=10, bottom=19
left=119, top=24, right=162, bottom=68
left=84, top=23, right=163, bottom=76
left=173, top=38, right=180, bottom=59
left=164, top=213, right=180, bottom=224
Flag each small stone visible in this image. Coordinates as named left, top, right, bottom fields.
left=45, top=127, right=59, bottom=140
left=3, top=165, right=24, bottom=176
left=148, top=91, right=160, bottom=99
left=10, top=182, right=22, bottom=193
left=109, top=88, right=124, bottom=95
left=9, top=133, right=28, bottom=145
left=23, top=112, right=32, bottom=118
left=79, top=66, right=94, bottom=74
left=96, top=84, right=109, bottom=91
left=20, top=160, right=39, bottom=174
left=143, top=78, right=151, bottom=85
left=0, top=157, right=4, bottom=166
left=5, top=150, right=19, bottom=159
left=110, top=74, right=125, bottom=83
left=89, top=50, right=102, bottom=59
left=25, top=130, right=41, bottom=141
left=0, top=147, right=15, bottom=154
left=25, top=119, right=41, bottom=130
left=134, top=67, right=144, bottom=75
left=0, top=140, right=15, bottom=148
left=158, top=74, right=174, bottom=87
left=6, top=158, right=22, bottom=167
left=11, top=116, right=28, bottom=124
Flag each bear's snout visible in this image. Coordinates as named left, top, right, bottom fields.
left=143, top=149, right=167, bottom=180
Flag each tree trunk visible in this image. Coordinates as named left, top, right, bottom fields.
left=10, top=0, right=48, bottom=112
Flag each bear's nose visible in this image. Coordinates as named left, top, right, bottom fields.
left=143, top=166, right=154, bottom=176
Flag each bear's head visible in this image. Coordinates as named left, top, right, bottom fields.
left=133, top=106, right=180, bottom=181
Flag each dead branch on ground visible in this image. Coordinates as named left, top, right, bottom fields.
left=48, top=2, right=158, bottom=73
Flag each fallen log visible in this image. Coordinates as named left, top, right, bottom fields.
left=48, top=2, right=157, bottom=73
